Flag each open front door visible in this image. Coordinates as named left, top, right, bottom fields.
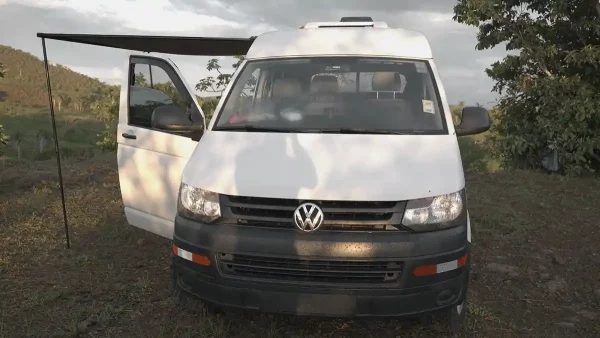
left=117, top=55, right=204, bottom=238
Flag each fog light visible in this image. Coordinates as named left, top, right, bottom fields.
left=436, top=289, right=456, bottom=306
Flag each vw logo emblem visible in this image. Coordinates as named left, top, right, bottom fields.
left=293, top=203, right=324, bottom=233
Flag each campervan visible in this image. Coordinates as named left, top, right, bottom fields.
left=116, top=17, right=490, bottom=333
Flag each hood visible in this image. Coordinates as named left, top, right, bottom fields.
left=182, top=131, right=465, bottom=201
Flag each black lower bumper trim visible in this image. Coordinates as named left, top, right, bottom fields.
left=172, top=215, right=470, bottom=317
left=174, top=261, right=469, bottom=318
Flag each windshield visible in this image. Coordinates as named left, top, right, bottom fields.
left=213, top=57, right=447, bottom=134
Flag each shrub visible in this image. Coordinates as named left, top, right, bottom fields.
left=197, top=96, right=220, bottom=123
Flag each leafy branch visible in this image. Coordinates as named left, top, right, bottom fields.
left=195, top=56, right=245, bottom=94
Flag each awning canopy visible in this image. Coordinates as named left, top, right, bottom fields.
left=36, top=33, right=256, bottom=56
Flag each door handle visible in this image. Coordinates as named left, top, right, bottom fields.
left=122, top=133, right=137, bottom=140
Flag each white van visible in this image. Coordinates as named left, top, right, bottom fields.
left=116, top=17, right=490, bottom=333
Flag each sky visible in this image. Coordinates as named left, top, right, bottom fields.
left=0, top=0, right=507, bottom=105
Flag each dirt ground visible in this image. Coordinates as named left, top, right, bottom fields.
left=1, top=156, right=599, bottom=337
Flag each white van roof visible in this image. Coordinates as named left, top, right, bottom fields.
left=245, top=21, right=432, bottom=60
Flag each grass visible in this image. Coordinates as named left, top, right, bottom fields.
left=1, top=155, right=599, bottom=338
left=0, top=105, right=104, bottom=160
left=0, top=105, right=598, bottom=337
left=458, top=137, right=501, bottom=173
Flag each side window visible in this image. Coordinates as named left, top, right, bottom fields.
left=241, top=68, right=260, bottom=97
left=233, top=67, right=261, bottom=116
left=128, top=62, right=189, bottom=129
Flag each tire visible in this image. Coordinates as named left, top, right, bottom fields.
left=438, top=298, right=467, bottom=335
left=172, top=271, right=221, bottom=315
left=418, top=298, right=467, bottom=335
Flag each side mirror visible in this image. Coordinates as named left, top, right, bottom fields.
left=151, top=105, right=204, bottom=137
left=455, top=106, right=491, bottom=136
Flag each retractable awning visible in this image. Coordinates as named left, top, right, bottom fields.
left=37, top=33, right=256, bottom=248
left=37, top=33, right=256, bottom=56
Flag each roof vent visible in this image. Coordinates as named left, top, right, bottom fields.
left=340, top=17, right=373, bottom=22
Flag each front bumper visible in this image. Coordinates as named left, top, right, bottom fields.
left=173, top=215, right=470, bottom=317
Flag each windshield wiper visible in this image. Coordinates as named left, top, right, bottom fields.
left=214, top=125, right=426, bottom=134
left=213, top=125, right=303, bottom=133
left=318, top=128, right=413, bottom=135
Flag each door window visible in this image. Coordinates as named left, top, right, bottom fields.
left=128, top=61, right=189, bottom=129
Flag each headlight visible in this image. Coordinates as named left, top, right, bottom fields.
left=402, top=190, right=464, bottom=231
left=178, top=183, right=221, bottom=223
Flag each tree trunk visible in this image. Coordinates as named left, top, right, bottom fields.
left=16, top=143, right=21, bottom=159
left=39, top=138, right=46, bottom=153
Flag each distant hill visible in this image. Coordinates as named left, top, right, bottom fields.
left=0, top=45, right=113, bottom=111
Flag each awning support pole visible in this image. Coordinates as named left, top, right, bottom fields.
left=41, top=37, right=70, bottom=249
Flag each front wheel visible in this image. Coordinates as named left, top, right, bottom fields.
left=172, top=271, right=221, bottom=315
left=418, top=298, right=467, bottom=335
left=439, top=299, right=467, bottom=334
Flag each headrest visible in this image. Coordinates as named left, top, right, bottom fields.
left=372, top=72, right=402, bottom=91
left=310, top=75, right=339, bottom=93
left=272, top=78, right=302, bottom=98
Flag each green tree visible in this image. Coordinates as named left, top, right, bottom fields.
left=92, top=85, right=120, bottom=151
left=196, top=56, right=245, bottom=94
left=0, top=45, right=110, bottom=108
left=454, top=0, right=600, bottom=175
left=154, top=81, right=185, bottom=107
left=450, top=101, right=467, bottom=125
left=55, top=92, right=71, bottom=111
left=196, top=96, right=220, bottom=122
left=0, top=62, right=4, bottom=78
left=196, top=55, right=254, bottom=121
left=134, top=72, right=148, bottom=87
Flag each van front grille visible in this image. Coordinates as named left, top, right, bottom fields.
left=218, top=253, right=402, bottom=285
left=219, top=195, right=407, bottom=232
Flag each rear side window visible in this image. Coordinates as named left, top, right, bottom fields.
left=128, top=61, right=188, bottom=129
